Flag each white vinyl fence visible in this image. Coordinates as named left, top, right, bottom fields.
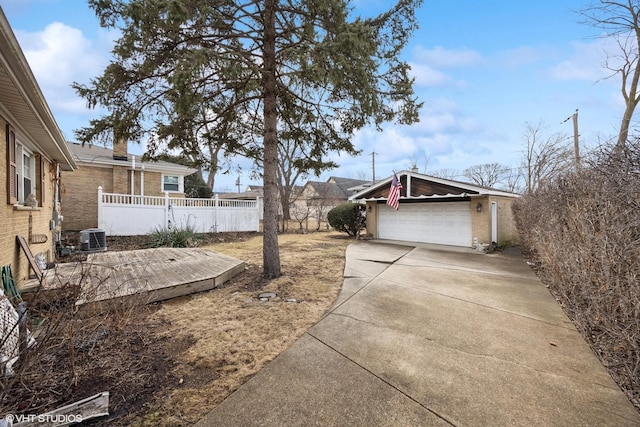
left=97, top=186, right=262, bottom=236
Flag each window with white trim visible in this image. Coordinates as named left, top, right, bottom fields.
left=162, top=174, right=183, bottom=193
left=18, top=145, right=36, bottom=204
left=6, top=124, right=45, bottom=207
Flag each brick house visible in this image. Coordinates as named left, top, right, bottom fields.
left=0, top=9, right=77, bottom=288
left=61, top=140, right=196, bottom=231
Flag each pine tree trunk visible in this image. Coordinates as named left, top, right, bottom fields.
left=262, top=0, right=281, bottom=279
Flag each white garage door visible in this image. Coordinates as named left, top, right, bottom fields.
left=378, top=202, right=472, bottom=247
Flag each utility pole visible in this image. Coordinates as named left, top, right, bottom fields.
left=235, top=175, right=241, bottom=193
left=562, top=109, right=581, bottom=169
left=371, top=151, right=377, bottom=184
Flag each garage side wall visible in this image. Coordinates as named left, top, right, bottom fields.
left=471, top=196, right=520, bottom=246
left=471, top=196, right=490, bottom=245
left=493, top=196, right=520, bottom=245
left=366, top=201, right=378, bottom=237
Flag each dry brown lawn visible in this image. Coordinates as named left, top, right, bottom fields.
left=130, top=231, right=351, bottom=426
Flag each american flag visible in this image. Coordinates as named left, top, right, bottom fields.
left=386, top=173, right=402, bottom=210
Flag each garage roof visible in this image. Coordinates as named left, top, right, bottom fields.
left=348, top=170, right=520, bottom=202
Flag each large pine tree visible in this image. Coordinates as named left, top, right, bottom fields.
left=74, top=0, right=423, bottom=278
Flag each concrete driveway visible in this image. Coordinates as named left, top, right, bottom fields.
left=195, top=241, right=640, bottom=426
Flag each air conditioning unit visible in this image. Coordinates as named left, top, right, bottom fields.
left=79, top=228, right=107, bottom=252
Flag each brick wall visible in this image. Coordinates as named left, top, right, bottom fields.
left=470, top=196, right=491, bottom=244
left=470, top=196, right=520, bottom=246
left=113, top=139, right=127, bottom=159
left=494, top=196, right=520, bottom=245
left=112, top=164, right=128, bottom=194
left=61, top=164, right=164, bottom=231
left=366, top=201, right=378, bottom=237
left=0, top=116, right=56, bottom=288
left=61, top=165, right=112, bottom=231
left=140, top=170, right=164, bottom=197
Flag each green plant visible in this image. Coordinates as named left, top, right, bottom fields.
left=148, top=223, right=202, bottom=248
left=327, top=203, right=366, bottom=237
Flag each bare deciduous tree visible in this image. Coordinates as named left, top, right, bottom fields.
left=291, top=201, right=310, bottom=231
left=502, top=166, right=525, bottom=194
left=463, top=163, right=509, bottom=188
left=429, top=168, right=460, bottom=180
left=521, top=122, right=573, bottom=192
left=405, top=153, right=430, bottom=173
left=580, top=1, right=640, bottom=147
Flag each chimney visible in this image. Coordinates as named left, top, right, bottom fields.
left=113, top=139, right=128, bottom=161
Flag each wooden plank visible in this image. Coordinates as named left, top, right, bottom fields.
left=15, top=236, right=42, bottom=282
left=14, top=391, right=109, bottom=426
left=47, top=248, right=244, bottom=307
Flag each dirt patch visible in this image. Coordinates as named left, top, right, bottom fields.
left=4, top=231, right=351, bottom=425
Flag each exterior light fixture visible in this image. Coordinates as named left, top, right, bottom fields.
left=476, top=202, right=483, bottom=213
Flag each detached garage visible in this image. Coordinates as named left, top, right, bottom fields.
left=349, top=171, right=520, bottom=248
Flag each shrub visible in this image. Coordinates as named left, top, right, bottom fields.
left=513, top=140, right=640, bottom=411
left=148, top=223, right=201, bottom=248
left=327, top=203, right=366, bottom=237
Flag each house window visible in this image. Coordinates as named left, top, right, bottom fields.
left=6, top=124, right=43, bottom=207
left=6, top=125, right=17, bottom=204
left=162, top=175, right=182, bottom=193
left=18, top=146, right=35, bottom=204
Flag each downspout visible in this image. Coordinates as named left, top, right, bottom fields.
left=131, top=155, right=135, bottom=196
left=53, top=163, right=61, bottom=245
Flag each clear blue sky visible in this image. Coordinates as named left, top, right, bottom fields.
left=2, top=0, right=623, bottom=192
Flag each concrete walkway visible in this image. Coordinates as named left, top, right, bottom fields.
left=195, top=241, right=640, bottom=426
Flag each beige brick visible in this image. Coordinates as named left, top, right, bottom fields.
left=1, top=116, right=56, bottom=288
left=61, top=164, right=166, bottom=231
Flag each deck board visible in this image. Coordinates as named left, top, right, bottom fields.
left=41, top=248, right=245, bottom=306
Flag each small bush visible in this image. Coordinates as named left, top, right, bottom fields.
left=327, top=203, right=366, bottom=237
left=149, top=223, right=201, bottom=248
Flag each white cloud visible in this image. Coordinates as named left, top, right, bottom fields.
left=548, top=38, right=612, bottom=81
left=498, top=46, right=545, bottom=69
left=408, top=46, right=482, bottom=88
left=15, top=22, right=113, bottom=114
left=409, top=63, right=466, bottom=88
left=412, top=45, right=484, bottom=68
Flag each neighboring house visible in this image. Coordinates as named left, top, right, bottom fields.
left=218, top=186, right=263, bottom=200
left=61, top=140, right=196, bottom=231
left=349, top=171, right=520, bottom=247
left=245, top=184, right=263, bottom=192
left=327, top=176, right=372, bottom=198
left=294, top=176, right=369, bottom=225
left=298, top=177, right=369, bottom=208
left=0, top=8, right=77, bottom=288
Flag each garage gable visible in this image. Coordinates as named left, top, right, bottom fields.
left=350, top=171, right=517, bottom=202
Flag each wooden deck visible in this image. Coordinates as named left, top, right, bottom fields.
left=41, top=248, right=245, bottom=306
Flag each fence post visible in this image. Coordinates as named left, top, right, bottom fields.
left=214, top=194, right=219, bottom=233
left=165, top=191, right=170, bottom=229
left=256, top=197, right=263, bottom=232
left=97, top=186, right=103, bottom=230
